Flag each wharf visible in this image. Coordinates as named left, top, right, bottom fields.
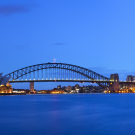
left=0, top=93, right=26, bottom=96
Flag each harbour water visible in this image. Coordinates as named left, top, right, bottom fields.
left=0, top=94, right=135, bottom=135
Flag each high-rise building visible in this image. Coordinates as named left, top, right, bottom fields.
left=126, top=75, right=134, bottom=82
left=133, top=76, right=135, bottom=82
left=57, top=85, right=61, bottom=89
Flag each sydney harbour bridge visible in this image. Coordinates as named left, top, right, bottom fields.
left=5, top=62, right=135, bottom=92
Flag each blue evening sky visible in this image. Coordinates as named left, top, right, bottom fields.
left=1, top=0, right=135, bottom=89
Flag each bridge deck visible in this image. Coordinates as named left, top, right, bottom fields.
left=9, top=80, right=112, bottom=83
left=9, top=80, right=135, bottom=85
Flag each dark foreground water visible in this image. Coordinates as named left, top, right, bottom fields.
left=0, top=94, right=135, bottom=135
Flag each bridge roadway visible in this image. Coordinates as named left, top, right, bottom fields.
left=9, top=80, right=135, bottom=85
left=9, top=79, right=112, bottom=83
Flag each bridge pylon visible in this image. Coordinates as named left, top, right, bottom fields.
left=30, top=82, right=34, bottom=93
left=109, top=73, right=119, bottom=92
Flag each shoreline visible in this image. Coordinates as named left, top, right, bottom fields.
left=0, top=93, right=26, bottom=96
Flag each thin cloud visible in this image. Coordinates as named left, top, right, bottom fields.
left=0, top=4, right=34, bottom=15
left=13, top=45, right=26, bottom=50
left=54, top=43, right=65, bottom=45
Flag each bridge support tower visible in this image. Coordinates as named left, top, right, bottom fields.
left=30, top=82, right=34, bottom=92
left=109, top=73, right=119, bottom=92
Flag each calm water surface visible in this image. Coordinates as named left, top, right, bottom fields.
left=0, top=94, right=135, bottom=135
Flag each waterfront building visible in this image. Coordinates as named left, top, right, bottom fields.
left=0, top=73, right=12, bottom=93
left=66, top=85, right=72, bottom=92
left=75, top=84, right=80, bottom=89
left=71, top=90, right=76, bottom=93
left=50, top=89, right=64, bottom=94
left=0, top=83, right=13, bottom=93
left=41, top=90, right=48, bottom=94
left=12, top=89, right=28, bottom=94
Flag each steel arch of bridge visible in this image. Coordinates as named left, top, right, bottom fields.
left=6, top=63, right=109, bottom=82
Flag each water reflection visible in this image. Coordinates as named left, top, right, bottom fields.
left=0, top=94, right=135, bottom=135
